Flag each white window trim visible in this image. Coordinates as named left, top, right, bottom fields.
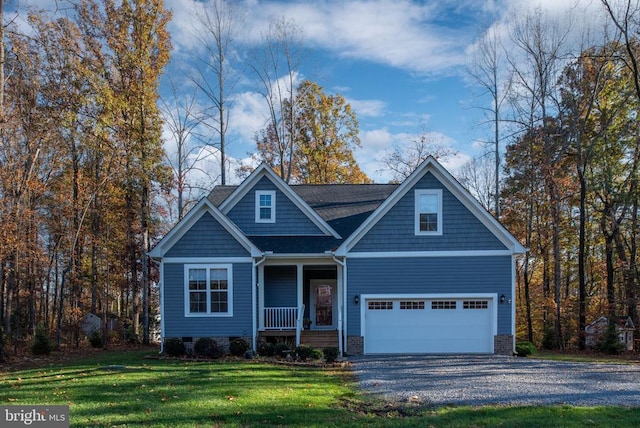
left=255, top=190, right=276, bottom=223
left=184, top=264, right=233, bottom=317
left=415, top=189, right=443, bottom=236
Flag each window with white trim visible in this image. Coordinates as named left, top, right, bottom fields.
left=185, top=265, right=232, bottom=316
left=255, top=190, right=276, bottom=223
left=415, top=189, right=442, bottom=235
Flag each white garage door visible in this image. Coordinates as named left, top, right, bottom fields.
left=364, top=297, right=494, bottom=354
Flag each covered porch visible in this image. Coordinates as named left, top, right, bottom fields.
left=257, top=261, right=343, bottom=351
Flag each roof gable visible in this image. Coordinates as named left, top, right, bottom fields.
left=148, top=198, right=260, bottom=259
left=335, top=156, right=526, bottom=255
left=218, top=164, right=341, bottom=238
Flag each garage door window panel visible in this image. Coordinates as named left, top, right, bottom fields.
left=368, top=301, right=393, bottom=310
left=400, top=301, right=425, bottom=310
left=432, top=301, right=456, bottom=310
left=463, top=300, right=488, bottom=309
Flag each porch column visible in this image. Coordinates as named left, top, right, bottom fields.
left=337, top=262, right=344, bottom=356
left=296, top=264, right=304, bottom=346
left=258, top=264, right=265, bottom=330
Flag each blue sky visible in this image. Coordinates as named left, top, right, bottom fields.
left=163, top=0, right=601, bottom=185
left=8, top=0, right=602, bottom=185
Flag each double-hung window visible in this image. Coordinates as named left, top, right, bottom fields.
left=415, top=189, right=442, bottom=235
left=185, top=265, right=232, bottom=316
left=255, top=191, right=276, bottom=223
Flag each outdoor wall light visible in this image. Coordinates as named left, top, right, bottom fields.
left=354, top=294, right=360, bottom=305
left=500, top=294, right=506, bottom=304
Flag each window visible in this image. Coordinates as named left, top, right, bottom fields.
left=432, top=300, right=456, bottom=310
left=463, top=300, right=488, bottom=309
left=415, top=189, right=442, bottom=235
left=400, top=301, right=425, bottom=310
left=368, top=301, right=393, bottom=310
left=255, top=191, right=275, bottom=223
left=185, top=265, right=232, bottom=316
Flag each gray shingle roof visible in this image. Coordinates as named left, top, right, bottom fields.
left=208, top=183, right=398, bottom=253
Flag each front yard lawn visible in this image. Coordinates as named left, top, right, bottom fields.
left=1, top=349, right=639, bottom=427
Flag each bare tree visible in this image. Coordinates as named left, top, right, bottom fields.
left=456, top=155, right=496, bottom=212
left=191, top=0, right=245, bottom=185
left=161, top=78, right=208, bottom=221
left=379, top=129, right=457, bottom=183
left=249, top=17, right=304, bottom=183
left=469, top=26, right=511, bottom=218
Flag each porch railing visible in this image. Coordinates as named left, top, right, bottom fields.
left=264, top=307, right=299, bottom=330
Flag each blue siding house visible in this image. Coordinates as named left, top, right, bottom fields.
left=149, top=157, right=526, bottom=355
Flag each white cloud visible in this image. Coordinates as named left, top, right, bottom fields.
left=165, top=0, right=484, bottom=75
left=357, top=127, right=462, bottom=182
left=228, top=91, right=269, bottom=143
left=346, top=98, right=386, bottom=118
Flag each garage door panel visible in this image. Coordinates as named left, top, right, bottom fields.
left=364, top=298, right=494, bottom=354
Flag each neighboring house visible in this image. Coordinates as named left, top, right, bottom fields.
left=585, top=316, right=635, bottom=351
left=149, top=157, right=526, bottom=355
left=81, top=312, right=119, bottom=337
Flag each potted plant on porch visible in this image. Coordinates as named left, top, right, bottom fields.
left=303, top=318, right=312, bottom=330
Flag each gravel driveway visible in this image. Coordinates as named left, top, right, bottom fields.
left=350, top=355, right=640, bottom=407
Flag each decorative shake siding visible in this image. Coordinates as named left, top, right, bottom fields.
left=345, top=255, right=513, bottom=337
left=165, top=212, right=250, bottom=258
left=227, top=176, right=325, bottom=236
left=163, top=262, right=253, bottom=337
left=351, top=172, right=506, bottom=252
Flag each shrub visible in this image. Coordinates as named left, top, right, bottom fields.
left=310, top=348, right=323, bottom=360
left=274, top=342, right=290, bottom=358
left=164, top=338, right=186, bottom=357
left=229, top=338, right=250, bottom=356
left=31, top=326, right=52, bottom=356
left=89, top=330, right=103, bottom=348
left=257, top=341, right=275, bottom=357
left=295, top=344, right=315, bottom=360
left=323, top=347, right=339, bottom=363
left=193, top=337, right=223, bottom=359
left=515, top=341, right=536, bottom=357
left=597, top=322, right=624, bottom=355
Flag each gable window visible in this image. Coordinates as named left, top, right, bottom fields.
left=185, top=264, right=232, bottom=317
left=415, top=189, right=442, bottom=235
left=255, top=191, right=276, bottom=223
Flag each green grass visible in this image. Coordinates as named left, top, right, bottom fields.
left=1, top=349, right=639, bottom=427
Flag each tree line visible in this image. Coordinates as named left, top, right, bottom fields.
left=2, top=0, right=640, bottom=361
left=466, top=1, right=640, bottom=351
left=0, top=0, right=369, bottom=360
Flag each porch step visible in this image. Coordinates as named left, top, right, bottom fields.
left=300, top=330, right=339, bottom=349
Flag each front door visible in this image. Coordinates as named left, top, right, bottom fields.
left=311, top=280, right=336, bottom=329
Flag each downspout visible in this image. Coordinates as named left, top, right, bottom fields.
left=333, top=255, right=346, bottom=357
left=253, top=255, right=266, bottom=352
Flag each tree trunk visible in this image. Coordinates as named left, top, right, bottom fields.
left=577, top=164, right=587, bottom=350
